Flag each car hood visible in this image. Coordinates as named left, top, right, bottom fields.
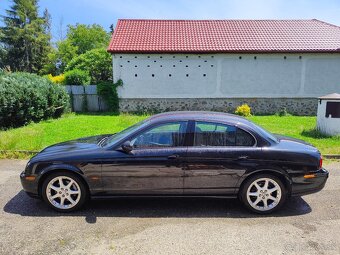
left=38, top=134, right=112, bottom=156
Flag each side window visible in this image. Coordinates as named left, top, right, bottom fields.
left=131, top=122, right=188, bottom=148
left=194, top=122, right=255, bottom=147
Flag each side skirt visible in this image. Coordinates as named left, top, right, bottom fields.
left=90, top=195, right=238, bottom=200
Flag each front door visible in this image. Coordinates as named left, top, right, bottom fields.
left=101, top=121, right=188, bottom=195
left=184, top=121, right=258, bottom=195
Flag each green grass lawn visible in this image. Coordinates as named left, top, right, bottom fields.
left=0, top=113, right=147, bottom=153
left=249, top=116, right=340, bottom=155
left=0, top=113, right=339, bottom=156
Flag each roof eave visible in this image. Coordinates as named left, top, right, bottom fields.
left=107, top=49, right=340, bottom=54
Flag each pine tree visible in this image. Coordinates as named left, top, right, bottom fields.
left=0, top=0, right=52, bottom=73
left=0, top=35, right=6, bottom=69
left=109, top=24, right=114, bottom=34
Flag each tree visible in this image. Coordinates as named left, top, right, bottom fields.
left=0, top=44, right=6, bottom=69
left=0, top=0, right=52, bottom=73
left=66, top=24, right=110, bottom=54
left=42, top=23, right=110, bottom=75
left=41, top=39, right=78, bottom=75
left=0, top=30, right=5, bottom=68
left=109, top=24, right=114, bottom=34
left=65, top=48, right=112, bottom=84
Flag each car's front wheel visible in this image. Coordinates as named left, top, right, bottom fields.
left=240, top=174, right=287, bottom=214
left=41, top=172, right=88, bottom=212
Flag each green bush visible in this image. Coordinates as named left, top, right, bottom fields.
left=97, top=79, right=123, bottom=113
left=64, top=69, right=90, bottom=85
left=0, top=72, right=69, bottom=129
left=235, top=104, right=252, bottom=117
left=65, top=48, right=112, bottom=84
left=276, top=107, right=292, bottom=117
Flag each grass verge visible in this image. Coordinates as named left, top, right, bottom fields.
left=0, top=113, right=339, bottom=158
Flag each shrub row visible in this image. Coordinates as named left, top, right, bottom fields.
left=0, top=72, right=70, bottom=129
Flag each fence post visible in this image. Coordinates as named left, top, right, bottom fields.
left=69, top=86, right=74, bottom=111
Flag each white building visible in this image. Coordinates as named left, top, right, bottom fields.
left=108, top=19, right=340, bottom=115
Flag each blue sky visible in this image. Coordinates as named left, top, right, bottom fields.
left=1, top=0, right=340, bottom=41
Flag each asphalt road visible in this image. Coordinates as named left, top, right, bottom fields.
left=0, top=159, right=339, bottom=255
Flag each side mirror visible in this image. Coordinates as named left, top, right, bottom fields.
left=121, top=140, right=133, bottom=153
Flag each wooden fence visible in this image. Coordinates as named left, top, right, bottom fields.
left=64, top=85, right=109, bottom=112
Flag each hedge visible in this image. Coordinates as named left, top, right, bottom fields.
left=0, top=72, right=70, bottom=129
left=64, top=69, right=90, bottom=85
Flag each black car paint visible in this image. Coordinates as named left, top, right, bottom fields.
left=100, top=148, right=186, bottom=195
left=20, top=111, right=328, bottom=199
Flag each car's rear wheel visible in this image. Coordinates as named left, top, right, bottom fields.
left=41, top=172, right=88, bottom=212
left=240, top=174, right=287, bottom=214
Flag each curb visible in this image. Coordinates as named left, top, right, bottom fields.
left=324, top=155, right=340, bottom=159
left=0, top=150, right=39, bottom=155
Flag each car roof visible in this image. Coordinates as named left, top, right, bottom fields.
left=147, top=111, right=251, bottom=125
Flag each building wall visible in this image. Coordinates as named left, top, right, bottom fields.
left=112, top=53, right=340, bottom=114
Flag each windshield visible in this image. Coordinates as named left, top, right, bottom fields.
left=102, top=119, right=148, bottom=147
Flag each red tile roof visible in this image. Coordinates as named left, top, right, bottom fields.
left=108, top=19, right=340, bottom=53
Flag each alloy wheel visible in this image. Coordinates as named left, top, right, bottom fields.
left=46, top=176, right=81, bottom=210
left=246, top=177, right=282, bottom=212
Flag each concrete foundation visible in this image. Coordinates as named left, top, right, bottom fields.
left=119, top=98, right=318, bottom=115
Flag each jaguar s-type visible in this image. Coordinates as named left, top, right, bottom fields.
left=20, top=111, right=328, bottom=214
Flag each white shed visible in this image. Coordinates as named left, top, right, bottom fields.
left=317, top=93, right=340, bottom=136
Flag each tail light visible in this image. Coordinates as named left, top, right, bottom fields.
left=319, top=155, right=323, bottom=169
left=304, top=155, right=323, bottom=179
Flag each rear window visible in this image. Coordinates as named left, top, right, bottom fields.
left=248, top=122, right=278, bottom=144
left=194, top=121, right=255, bottom=147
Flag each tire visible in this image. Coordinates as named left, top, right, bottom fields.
left=41, top=171, right=88, bottom=212
left=239, top=174, right=287, bottom=214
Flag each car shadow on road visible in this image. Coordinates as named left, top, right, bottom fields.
left=3, top=191, right=312, bottom=223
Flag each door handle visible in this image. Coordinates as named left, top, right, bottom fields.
left=237, top=155, right=249, bottom=160
left=168, top=154, right=179, bottom=160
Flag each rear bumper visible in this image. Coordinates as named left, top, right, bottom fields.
left=290, top=168, right=329, bottom=196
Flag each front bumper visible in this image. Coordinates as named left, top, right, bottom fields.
left=291, top=168, right=329, bottom=196
left=20, top=171, right=40, bottom=198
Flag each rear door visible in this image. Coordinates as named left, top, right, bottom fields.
left=184, top=121, right=259, bottom=195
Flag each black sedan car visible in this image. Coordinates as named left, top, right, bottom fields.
left=20, top=111, right=328, bottom=214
